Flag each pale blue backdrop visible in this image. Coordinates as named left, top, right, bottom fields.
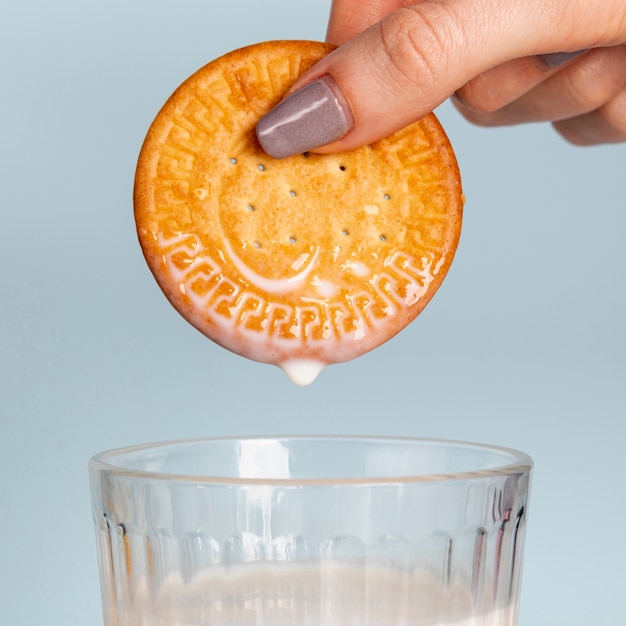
left=1, top=1, right=624, bottom=625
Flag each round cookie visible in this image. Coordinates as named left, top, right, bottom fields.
left=134, top=40, right=464, bottom=385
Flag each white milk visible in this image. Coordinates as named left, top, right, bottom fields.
left=105, top=562, right=518, bottom=626
left=158, top=231, right=441, bottom=385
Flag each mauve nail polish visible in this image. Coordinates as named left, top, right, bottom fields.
left=256, top=77, right=353, bottom=159
left=539, top=50, right=588, bottom=68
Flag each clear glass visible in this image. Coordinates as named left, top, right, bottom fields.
left=89, top=436, right=532, bottom=626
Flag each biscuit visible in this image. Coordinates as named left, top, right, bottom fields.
left=134, top=40, right=463, bottom=384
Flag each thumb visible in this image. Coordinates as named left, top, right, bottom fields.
left=256, top=0, right=620, bottom=157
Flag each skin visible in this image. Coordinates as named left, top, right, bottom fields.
left=288, top=0, right=626, bottom=150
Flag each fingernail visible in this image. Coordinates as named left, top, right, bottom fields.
left=538, top=50, right=588, bottom=68
left=256, top=76, right=353, bottom=159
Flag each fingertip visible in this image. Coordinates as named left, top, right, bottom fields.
left=256, top=76, right=354, bottom=159
left=537, top=50, right=588, bottom=69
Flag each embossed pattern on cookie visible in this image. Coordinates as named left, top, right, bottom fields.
left=134, top=40, right=464, bottom=385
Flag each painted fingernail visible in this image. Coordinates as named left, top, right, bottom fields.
left=256, top=76, right=353, bottom=159
left=538, top=50, right=588, bottom=68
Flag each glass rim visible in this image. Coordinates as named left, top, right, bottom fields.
left=88, top=435, right=533, bottom=486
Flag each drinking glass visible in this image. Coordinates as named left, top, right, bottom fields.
left=89, top=436, right=532, bottom=625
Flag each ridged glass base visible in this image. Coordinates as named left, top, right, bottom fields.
left=89, top=436, right=531, bottom=625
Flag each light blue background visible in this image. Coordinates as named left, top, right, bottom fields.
left=1, top=1, right=624, bottom=624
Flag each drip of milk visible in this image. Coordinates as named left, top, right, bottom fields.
left=279, top=359, right=326, bottom=386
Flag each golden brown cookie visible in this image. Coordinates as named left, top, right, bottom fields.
left=134, top=40, right=463, bottom=384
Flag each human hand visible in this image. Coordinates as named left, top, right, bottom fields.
left=256, top=0, right=626, bottom=158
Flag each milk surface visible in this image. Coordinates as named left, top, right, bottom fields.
left=105, top=562, right=518, bottom=626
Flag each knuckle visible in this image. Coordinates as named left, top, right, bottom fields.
left=376, top=7, right=463, bottom=94
left=564, top=49, right=626, bottom=111
left=553, top=122, right=594, bottom=146
left=553, top=86, right=626, bottom=145
left=601, top=86, right=626, bottom=137
left=456, top=78, right=508, bottom=114
left=452, top=96, right=504, bottom=127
